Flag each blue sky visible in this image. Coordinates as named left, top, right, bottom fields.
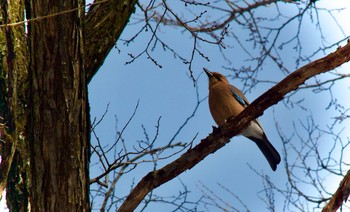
left=87, top=1, right=350, bottom=211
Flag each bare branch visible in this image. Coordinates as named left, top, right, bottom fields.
left=84, top=0, right=138, bottom=82
left=322, top=169, right=350, bottom=212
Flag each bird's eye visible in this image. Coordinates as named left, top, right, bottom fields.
left=215, top=75, right=222, bottom=81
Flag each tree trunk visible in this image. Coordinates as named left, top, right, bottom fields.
left=26, top=0, right=90, bottom=210
left=1, top=0, right=136, bottom=210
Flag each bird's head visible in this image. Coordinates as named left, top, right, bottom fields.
left=203, top=68, right=229, bottom=88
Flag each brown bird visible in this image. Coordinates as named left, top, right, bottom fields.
left=204, top=68, right=281, bottom=171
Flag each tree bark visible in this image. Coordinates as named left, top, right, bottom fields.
left=1, top=0, right=137, bottom=210
left=322, top=169, right=350, bottom=212
left=27, top=0, right=89, bottom=210
left=84, top=0, right=137, bottom=82
left=0, top=0, right=30, bottom=211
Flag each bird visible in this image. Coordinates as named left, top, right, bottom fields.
left=203, top=68, right=281, bottom=171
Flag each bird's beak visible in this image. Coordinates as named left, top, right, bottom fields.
left=203, top=68, right=213, bottom=78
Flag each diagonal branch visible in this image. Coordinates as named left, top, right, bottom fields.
left=118, top=40, right=350, bottom=212
left=84, top=0, right=137, bottom=83
left=322, top=169, right=350, bottom=212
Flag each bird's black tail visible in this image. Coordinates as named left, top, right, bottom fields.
left=248, top=136, right=281, bottom=171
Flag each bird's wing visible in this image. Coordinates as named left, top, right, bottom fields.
left=229, top=85, right=266, bottom=130
left=228, top=85, right=250, bottom=107
left=228, top=85, right=265, bottom=129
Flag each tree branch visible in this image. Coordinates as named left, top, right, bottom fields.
left=84, top=0, right=137, bottom=83
left=118, top=40, right=350, bottom=211
left=322, top=169, right=350, bottom=212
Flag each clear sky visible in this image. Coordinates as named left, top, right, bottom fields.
left=1, top=1, right=350, bottom=211
left=87, top=1, right=350, bottom=211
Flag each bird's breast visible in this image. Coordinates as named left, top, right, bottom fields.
left=208, top=85, right=244, bottom=126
